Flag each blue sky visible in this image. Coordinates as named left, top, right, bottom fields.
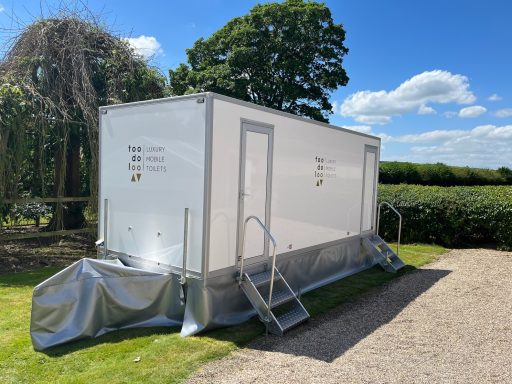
left=1, top=0, right=511, bottom=168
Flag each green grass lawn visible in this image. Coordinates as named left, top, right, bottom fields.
left=0, top=243, right=447, bottom=384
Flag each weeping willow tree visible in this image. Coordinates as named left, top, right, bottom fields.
left=0, top=12, right=165, bottom=229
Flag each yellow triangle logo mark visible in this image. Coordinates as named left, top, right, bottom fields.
left=131, top=174, right=136, bottom=182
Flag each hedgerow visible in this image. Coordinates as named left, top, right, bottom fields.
left=377, top=184, right=512, bottom=250
left=379, top=162, right=512, bottom=186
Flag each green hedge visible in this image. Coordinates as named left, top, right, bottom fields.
left=379, top=161, right=512, bottom=186
left=377, top=184, right=512, bottom=250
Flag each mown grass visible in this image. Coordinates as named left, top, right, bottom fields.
left=0, top=243, right=447, bottom=384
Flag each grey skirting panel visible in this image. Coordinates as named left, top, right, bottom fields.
left=30, top=236, right=375, bottom=350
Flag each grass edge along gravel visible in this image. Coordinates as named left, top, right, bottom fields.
left=0, top=243, right=447, bottom=384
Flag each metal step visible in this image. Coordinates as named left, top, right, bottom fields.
left=247, top=270, right=282, bottom=287
left=362, top=235, right=406, bottom=273
left=239, top=267, right=310, bottom=336
left=369, top=236, right=385, bottom=247
left=389, top=256, right=405, bottom=270
left=276, top=306, right=310, bottom=333
left=261, top=287, right=295, bottom=308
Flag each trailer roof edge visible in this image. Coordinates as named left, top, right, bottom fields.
left=99, top=92, right=381, bottom=141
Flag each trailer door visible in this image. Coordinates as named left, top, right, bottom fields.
left=361, top=145, right=378, bottom=233
left=237, top=121, right=274, bottom=265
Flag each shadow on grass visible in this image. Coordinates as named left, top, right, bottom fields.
left=42, top=326, right=182, bottom=357
left=247, top=266, right=451, bottom=362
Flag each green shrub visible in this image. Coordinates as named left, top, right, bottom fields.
left=377, top=184, right=512, bottom=250
left=379, top=162, right=510, bottom=186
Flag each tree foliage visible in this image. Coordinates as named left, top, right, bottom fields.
left=169, top=0, right=349, bottom=122
left=0, top=12, right=166, bottom=229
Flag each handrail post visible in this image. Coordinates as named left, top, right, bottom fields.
left=181, top=208, right=189, bottom=285
left=377, top=201, right=402, bottom=257
left=238, top=216, right=278, bottom=324
left=103, top=198, right=109, bottom=259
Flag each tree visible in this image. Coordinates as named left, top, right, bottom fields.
left=0, top=12, right=166, bottom=229
left=168, top=0, right=349, bottom=122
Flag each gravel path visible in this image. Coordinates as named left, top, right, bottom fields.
left=188, top=249, right=512, bottom=384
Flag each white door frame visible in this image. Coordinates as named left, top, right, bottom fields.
left=236, top=119, right=274, bottom=267
left=360, top=145, right=379, bottom=234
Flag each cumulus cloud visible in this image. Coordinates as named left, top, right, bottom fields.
left=418, top=104, right=436, bottom=115
left=338, top=70, right=476, bottom=124
left=391, top=129, right=467, bottom=143
left=123, top=35, right=163, bottom=59
left=381, top=124, right=512, bottom=168
left=488, top=93, right=502, bottom=101
left=494, top=108, right=512, bottom=118
left=342, top=125, right=373, bottom=134
left=458, top=105, right=486, bottom=118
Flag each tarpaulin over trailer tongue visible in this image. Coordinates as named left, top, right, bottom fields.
left=30, top=258, right=183, bottom=351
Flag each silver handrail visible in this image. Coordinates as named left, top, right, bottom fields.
left=377, top=201, right=402, bottom=257
left=239, top=215, right=277, bottom=323
left=180, top=208, right=190, bottom=285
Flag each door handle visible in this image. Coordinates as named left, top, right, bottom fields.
left=240, top=191, right=251, bottom=198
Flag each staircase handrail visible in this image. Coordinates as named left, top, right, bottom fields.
left=239, top=215, right=277, bottom=323
left=376, top=201, right=402, bottom=257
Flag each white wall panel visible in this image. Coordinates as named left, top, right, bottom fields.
left=99, top=99, right=205, bottom=272
left=209, top=98, right=380, bottom=272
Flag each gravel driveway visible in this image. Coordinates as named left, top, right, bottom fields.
left=188, top=249, right=512, bottom=384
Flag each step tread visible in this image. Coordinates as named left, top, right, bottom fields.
left=276, top=306, right=309, bottom=332
left=368, top=236, right=385, bottom=246
left=261, top=287, right=295, bottom=308
left=246, top=270, right=281, bottom=287
left=390, top=258, right=406, bottom=269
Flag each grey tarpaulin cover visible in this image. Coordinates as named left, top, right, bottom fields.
left=30, top=238, right=373, bottom=350
left=30, top=258, right=183, bottom=350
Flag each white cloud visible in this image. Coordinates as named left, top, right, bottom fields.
left=392, top=129, right=467, bottom=143
left=338, top=70, right=476, bottom=124
left=123, top=35, right=163, bottom=59
left=342, top=125, right=373, bottom=134
left=0, top=5, right=4, bottom=12
left=488, top=93, right=502, bottom=101
left=381, top=124, right=512, bottom=168
left=443, top=111, right=457, bottom=118
left=494, top=108, right=512, bottom=118
left=418, top=104, right=436, bottom=115
left=331, top=101, right=339, bottom=114
left=352, top=115, right=392, bottom=125
left=458, top=105, right=486, bottom=118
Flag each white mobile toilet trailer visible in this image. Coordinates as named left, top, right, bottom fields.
left=30, top=93, right=404, bottom=350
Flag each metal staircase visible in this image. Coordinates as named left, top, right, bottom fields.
left=238, top=216, right=309, bottom=335
left=362, top=201, right=406, bottom=273
left=363, top=234, right=405, bottom=272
